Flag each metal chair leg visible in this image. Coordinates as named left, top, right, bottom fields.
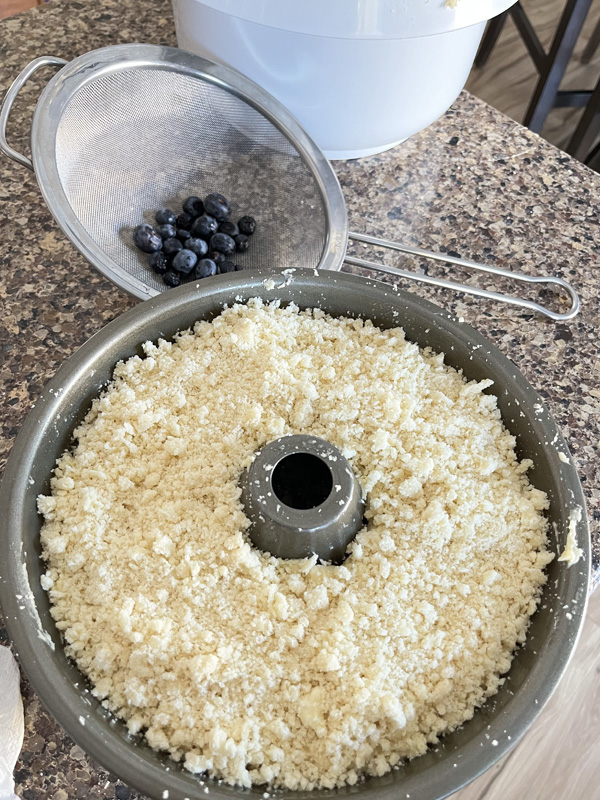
left=566, top=73, right=600, bottom=159
left=523, top=0, right=594, bottom=132
left=584, top=139, right=600, bottom=170
left=475, top=12, right=510, bottom=68
left=581, top=14, right=600, bottom=63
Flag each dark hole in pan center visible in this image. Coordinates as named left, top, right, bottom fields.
left=271, top=452, right=333, bottom=510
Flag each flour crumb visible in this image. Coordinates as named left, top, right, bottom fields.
left=558, top=507, right=583, bottom=566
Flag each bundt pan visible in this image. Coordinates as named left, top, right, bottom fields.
left=0, top=268, right=590, bottom=800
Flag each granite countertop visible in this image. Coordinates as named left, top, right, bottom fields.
left=0, top=0, right=599, bottom=798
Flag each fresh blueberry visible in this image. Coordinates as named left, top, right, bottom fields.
left=176, top=228, right=192, bottom=243
left=209, top=232, right=236, bottom=255
left=148, top=251, right=169, bottom=274
left=219, top=220, right=239, bottom=238
left=238, top=216, right=256, bottom=236
left=194, top=258, right=218, bottom=279
left=155, top=208, right=176, bottom=226
left=172, top=248, right=198, bottom=275
left=163, top=270, right=181, bottom=288
left=218, top=260, right=236, bottom=273
left=163, top=237, right=183, bottom=257
left=208, top=250, right=226, bottom=265
left=234, top=233, right=250, bottom=253
left=187, top=237, right=208, bottom=257
left=133, top=225, right=162, bottom=253
left=234, top=263, right=244, bottom=270
left=157, top=223, right=176, bottom=240
left=176, top=212, right=193, bottom=230
left=204, top=193, right=230, bottom=222
left=183, top=196, right=204, bottom=217
left=191, top=214, right=218, bottom=239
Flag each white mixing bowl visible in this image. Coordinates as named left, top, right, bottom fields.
left=172, top=0, right=516, bottom=159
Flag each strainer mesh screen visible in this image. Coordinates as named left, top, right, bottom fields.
left=55, top=68, right=328, bottom=292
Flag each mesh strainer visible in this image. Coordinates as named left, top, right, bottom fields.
left=0, top=43, right=580, bottom=318
left=0, top=44, right=346, bottom=298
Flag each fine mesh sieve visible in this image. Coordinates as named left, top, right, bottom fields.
left=0, top=44, right=347, bottom=298
left=0, top=43, right=580, bottom=316
left=54, top=68, right=331, bottom=293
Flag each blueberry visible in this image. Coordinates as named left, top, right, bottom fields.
left=208, top=250, right=225, bottom=265
left=209, top=232, right=236, bottom=255
left=133, top=225, right=162, bottom=253
left=194, top=258, right=218, bottom=279
left=183, top=196, right=204, bottom=217
left=219, top=220, right=239, bottom=237
left=238, top=216, right=256, bottom=236
left=155, top=208, right=176, bottom=226
left=176, top=228, right=192, bottom=243
left=148, top=251, right=169, bottom=274
left=204, top=193, right=230, bottom=222
left=234, top=233, right=250, bottom=253
left=218, top=260, right=236, bottom=273
left=172, top=248, right=198, bottom=275
left=163, top=270, right=181, bottom=288
left=187, top=237, right=208, bottom=257
left=235, top=263, right=245, bottom=270
left=191, top=214, right=218, bottom=239
left=176, top=212, right=193, bottom=230
left=157, top=223, right=176, bottom=239
left=163, top=237, right=183, bottom=257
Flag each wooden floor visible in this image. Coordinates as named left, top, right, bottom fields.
left=0, top=0, right=41, bottom=22
left=450, top=586, right=600, bottom=800
left=465, top=0, right=600, bottom=154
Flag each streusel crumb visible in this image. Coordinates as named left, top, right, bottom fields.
left=39, top=300, right=552, bottom=789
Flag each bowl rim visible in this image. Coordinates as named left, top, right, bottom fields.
left=0, top=268, right=590, bottom=800
left=176, top=0, right=520, bottom=40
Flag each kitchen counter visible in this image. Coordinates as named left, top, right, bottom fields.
left=0, top=0, right=599, bottom=797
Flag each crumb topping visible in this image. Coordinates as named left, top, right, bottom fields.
left=39, top=300, right=552, bottom=789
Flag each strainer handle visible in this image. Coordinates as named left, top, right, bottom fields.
left=347, top=231, right=580, bottom=322
left=0, top=56, right=67, bottom=171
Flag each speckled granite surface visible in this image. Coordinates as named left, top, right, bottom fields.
left=0, top=0, right=599, bottom=798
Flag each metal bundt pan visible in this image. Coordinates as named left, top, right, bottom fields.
left=0, top=269, right=590, bottom=800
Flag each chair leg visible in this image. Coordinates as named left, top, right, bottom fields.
left=584, top=139, right=600, bottom=170
left=475, top=11, right=510, bottom=68
left=581, top=14, right=600, bottom=63
left=509, top=2, right=546, bottom=69
left=566, top=73, right=600, bottom=159
left=523, top=0, right=594, bottom=132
